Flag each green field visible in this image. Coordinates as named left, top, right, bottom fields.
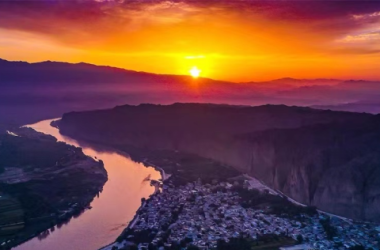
left=0, top=196, right=25, bottom=236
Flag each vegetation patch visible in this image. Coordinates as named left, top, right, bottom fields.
left=0, top=128, right=107, bottom=249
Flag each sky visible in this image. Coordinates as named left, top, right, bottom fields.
left=1, top=0, right=380, bottom=81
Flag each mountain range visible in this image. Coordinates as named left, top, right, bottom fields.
left=1, top=58, right=380, bottom=126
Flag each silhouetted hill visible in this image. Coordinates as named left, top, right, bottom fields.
left=0, top=58, right=166, bottom=86
left=1, top=58, right=380, bottom=126
left=56, top=103, right=380, bottom=221
left=0, top=58, right=241, bottom=88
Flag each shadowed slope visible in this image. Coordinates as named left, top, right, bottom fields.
left=56, top=103, right=380, bottom=221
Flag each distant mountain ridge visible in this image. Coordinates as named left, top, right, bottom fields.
left=0, top=58, right=154, bottom=86
left=313, top=101, right=380, bottom=114
left=245, top=77, right=342, bottom=90
left=0, top=57, right=364, bottom=88
left=1, top=57, right=380, bottom=126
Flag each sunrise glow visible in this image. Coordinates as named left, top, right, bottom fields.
left=2, top=2, right=380, bottom=250
left=1, top=1, right=380, bottom=81
left=189, top=66, right=201, bottom=78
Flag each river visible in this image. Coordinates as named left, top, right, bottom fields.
left=14, top=119, right=161, bottom=250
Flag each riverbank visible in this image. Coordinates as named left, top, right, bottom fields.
left=98, top=163, right=167, bottom=250
left=142, top=160, right=172, bottom=181
left=99, top=179, right=168, bottom=250
left=95, top=150, right=240, bottom=250
left=99, top=200, right=147, bottom=250
left=0, top=126, right=108, bottom=250
left=52, top=119, right=172, bottom=183
left=11, top=119, right=162, bottom=250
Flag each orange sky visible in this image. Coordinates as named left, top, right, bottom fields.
left=1, top=1, right=380, bottom=81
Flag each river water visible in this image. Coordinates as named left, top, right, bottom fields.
left=14, top=119, right=161, bottom=250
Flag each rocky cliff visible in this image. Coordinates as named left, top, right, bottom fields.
left=56, top=103, right=380, bottom=221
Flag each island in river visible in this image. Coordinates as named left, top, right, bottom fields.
left=0, top=126, right=107, bottom=249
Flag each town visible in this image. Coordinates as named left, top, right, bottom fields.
left=109, top=178, right=380, bottom=250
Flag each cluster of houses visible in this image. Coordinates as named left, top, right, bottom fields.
left=130, top=181, right=380, bottom=250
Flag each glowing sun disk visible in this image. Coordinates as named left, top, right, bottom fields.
left=190, top=66, right=201, bottom=78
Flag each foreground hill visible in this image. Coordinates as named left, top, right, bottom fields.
left=56, top=103, right=380, bottom=221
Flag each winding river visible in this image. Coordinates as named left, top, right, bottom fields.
left=14, top=119, right=161, bottom=250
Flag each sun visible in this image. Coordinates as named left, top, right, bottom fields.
left=189, top=66, right=201, bottom=78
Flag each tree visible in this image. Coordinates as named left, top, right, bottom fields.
left=319, top=218, right=337, bottom=240
left=216, top=237, right=251, bottom=250
left=116, top=235, right=124, bottom=243
left=148, top=243, right=157, bottom=250
left=180, top=239, right=187, bottom=248
left=349, top=246, right=365, bottom=250
left=187, top=245, right=200, bottom=250
left=296, top=234, right=303, bottom=243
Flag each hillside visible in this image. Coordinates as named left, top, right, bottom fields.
left=56, top=103, right=380, bottom=221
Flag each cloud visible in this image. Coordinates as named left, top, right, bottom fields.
left=2, top=1, right=380, bottom=33
left=2, top=0, right=380, bottom=57
left=339, top=32, right=380, bottom=43
left=332, top=47, right=380, bottom=55
left=353, top=11, right=380, bottom=20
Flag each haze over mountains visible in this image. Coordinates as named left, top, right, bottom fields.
left=56, top=103, right=380, bottom=221
left=1, top=58, right=380, bottom=126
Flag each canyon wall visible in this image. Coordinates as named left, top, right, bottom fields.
left=57, top=103, right=380, bottom=221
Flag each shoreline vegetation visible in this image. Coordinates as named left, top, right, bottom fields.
left=98, top=167, right=166, bottom=250
left=0, top=127, right=108, bottom=250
